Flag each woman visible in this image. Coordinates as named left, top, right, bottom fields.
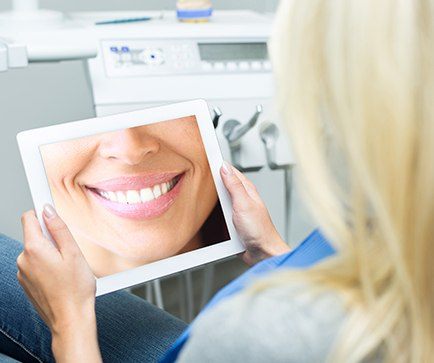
left=40, top=116, right=229, bottom=276
left=2, top=0, right=433, bottom=361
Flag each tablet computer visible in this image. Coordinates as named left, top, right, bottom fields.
left=17, top=99, right=244, bottom=296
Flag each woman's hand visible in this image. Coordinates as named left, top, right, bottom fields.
left=220, top=162, right=290, bottom=266
left=18, top=205, right=102, bottom=363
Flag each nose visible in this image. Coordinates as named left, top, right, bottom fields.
left=98, top=128, right=160, bottom=165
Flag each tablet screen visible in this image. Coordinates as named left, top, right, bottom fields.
left=39, top=115, right=229, bottom=278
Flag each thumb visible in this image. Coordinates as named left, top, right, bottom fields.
left=42, top=204, right=81, bottom=256
left=220, top=162, right=251, bottom=210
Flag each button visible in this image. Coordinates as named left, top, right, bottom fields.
left=201, top=61, right=212, bottom=71
left=226, top=62, right=237, bottom=71
left=251, top=61, right=262, bottom=70
left=238, top=61, right=249, bottom=70
left=214, top=62, right=225, bottom=71
left=263, top=60, right=272, bottom=70
left=121, top=46, right=130, bottom=53
left=110, top=46, right=119, bottom=53
left=139, top=48, right=164, bottom=65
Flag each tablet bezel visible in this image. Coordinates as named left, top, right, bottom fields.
left=17, top=99, right=245, bottom=296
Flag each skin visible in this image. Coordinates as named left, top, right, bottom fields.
left=18, top=163, right=290, bottom=363
left=39, top=116, right=218, bottom=277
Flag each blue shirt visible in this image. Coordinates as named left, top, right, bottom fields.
left=160, top=229, right=335, bottom=363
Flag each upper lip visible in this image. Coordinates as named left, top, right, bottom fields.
left=85, top=172, right=184, bottom=192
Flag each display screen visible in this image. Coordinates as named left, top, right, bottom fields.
left=39, top=116, right=229, bottom=278
left=199, top=42, right=268, bottom=61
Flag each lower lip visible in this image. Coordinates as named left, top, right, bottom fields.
left=88, top=175, right=184, bottom=220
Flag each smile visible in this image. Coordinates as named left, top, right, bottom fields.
left=91, top=175, right=181, bottom=204
left=85, top=173, right=184, bottom=220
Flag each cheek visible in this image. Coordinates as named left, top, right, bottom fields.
left=41, top=138, right=98, bottom=185
left=171, top=133, right=208, bottom=170
left=42, top=152, right=89, bottom=192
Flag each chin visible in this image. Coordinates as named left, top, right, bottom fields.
left=108, top=240, right=181, bottom=262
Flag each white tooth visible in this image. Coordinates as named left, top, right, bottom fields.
left=126, top=190, right=141, bottom=204
left=168, top=180, right=173, bottom=189
left=161, top=182, right=168, bottom=194
left=153, top=184, right=161, bottom=198
left=140, top=188, right=154, bottom=202
left=116, top=191, right=127, bottom=203
left=107, top=191, right=117, bottom=202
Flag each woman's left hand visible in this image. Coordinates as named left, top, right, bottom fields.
left=220, top=162, right=290, bottom=266
left=18, top=205, right=102, bottom=363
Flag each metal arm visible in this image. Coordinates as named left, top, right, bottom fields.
left=222, top=104, right=264, bottom=172
left=212, top=106, right=222, bottom=128
left=223, top=104, right=262, bottom=146
left=259, top=121, right=293, bottom=170
left=259, top=121, right=293, bottom=241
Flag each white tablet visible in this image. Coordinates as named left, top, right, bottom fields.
left=17, top=99, right=244, bottom=296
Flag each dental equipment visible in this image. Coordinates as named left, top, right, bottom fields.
left=223, top=105, right=264, bottom=172
left=77, top=10, right=296, bottom=313
left=0, top=0, right=63, bottom=30
left=259, top=121, right=294, bottom=241
left=212, top=106, right=222, bottom=129
left=0, top=0, right=97, bottom=63
left=0, top=37, right=28, bottom=72
left=259, top=121, right=292, bottom=170
left=0, top=42, right=7, bottom=72
left=0, top=38, right=28, bottom=69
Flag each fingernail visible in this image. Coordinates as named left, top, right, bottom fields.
left=221, top=161, right=234, bottom=175
left=43, top=204, right=57, bottom=219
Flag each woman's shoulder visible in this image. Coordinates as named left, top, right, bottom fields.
left=177, top=279, right=347, bottom=363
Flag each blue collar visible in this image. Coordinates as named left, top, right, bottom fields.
left=160, top=229, right=335, bottom=363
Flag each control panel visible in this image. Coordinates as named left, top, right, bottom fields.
left=102, top=39, right=271, bottom=78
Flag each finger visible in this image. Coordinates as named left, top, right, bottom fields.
left=21, top=210, right=44, bottom=246
left=16, top=271, right=32, bottom=299
left=231, top=167, right=262, bottom=202
left=16, top=252, right=25, bottom=271
left=220, top=162, right=251, bottom=210
left=42, top=204, right=81, bottom=256
left=16, top=270, right=23, bottom=285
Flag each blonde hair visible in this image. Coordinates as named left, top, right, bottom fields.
left=267, top=0, right=434, bottom=361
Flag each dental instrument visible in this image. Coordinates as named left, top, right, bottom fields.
left=212, top=106, right=222, bottom=128
left=259, top=121, right=293, bottom=242
left=222, top=105, right=264, bottom=172
left=95, top=16, right=153, bottom=26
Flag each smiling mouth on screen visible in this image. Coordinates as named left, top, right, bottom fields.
left=85, top=172, right=184, bottom=220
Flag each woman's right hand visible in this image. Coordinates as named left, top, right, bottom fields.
left=18, top=205, right=102, bottom=363
left=220, top=162, right=290, bottom=266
